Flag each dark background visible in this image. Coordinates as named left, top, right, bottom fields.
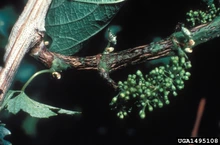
left=1, top=0, right=220, bottom=145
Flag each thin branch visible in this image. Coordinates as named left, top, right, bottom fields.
left=189, top=98, right=206, bottom=145
left=191, top=98, right=206, bottom=137
left=0, top=0, right=52, bottom=105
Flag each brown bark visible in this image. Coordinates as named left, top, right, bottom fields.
left=0, top=0, right=52, bottom=105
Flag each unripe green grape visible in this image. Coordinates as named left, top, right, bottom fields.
left=165, top=82, right=171, bottom=88
left=132, top=74, right=136, bottom=79
left=171, top=56, right=175, bottom=61
left=183, top=76, right=189, bottom=80
left=132, top=94, right=137, bottom=98
left=127, top=78, right=132, bottom=83
left=138, top=88, right=143, bottom=94
left=177, top=85, right=184, bottom=90
left=146, top=90, right=151, bottom=96
left=155, top=67, right=159, bottom=73
left=123, top=85, right=128, bottom=90
left=130, top=80, right=136, bottom=85
left=164, top=91, right=170, bottom=96
left=153, top=99, right=159, bottom=103
left=172, top=66, right=177, bottom=71
left=159, top=88, right=163, bottom=92
left=152, top=92, right=157, bottom=97
left=112, top=97, right=117, bottom=103
left=179, top=80, right=184, bottom=85
left=171, top=85, right=176, bottom=91
left=165, top=100, right=170, bottom=105
left=146, top=88, right=151, bottom=93
left=123, top=111, right=128, bottom=116
left=193, top=11, right=198, bottom=15
left=185, top=72, right=191, bottom=76
left=142, top=86, right=147, bottom=90
left=164, top=95, right=168, bottom=100
left=172, top=60, right=178, bottom=65
left=136, top=70, right=142, bottom=76
left=145, top=74, right=148, bottom=79
left=118, top=81, right=123, bottom=86
left=158, top=69, right=163, bottom=74
left=150, top=70, right=156, bottom=75
left=159, top=66, right=165, bottom=70
left=180, top=70, right=185, bottom=76
left=174, top=56, right=179, bottom=61
left=148, top=105, right=153, bottom=112
left=180, top=57, right=185, bottom=64
left=130, top=87, right=136, bottom=93
left=170, top=74, right=174, bottom=78
left=141, top=102, right=146, bottom=106
left=157, top=76, right=162, bottom=80
left=140, top=94, right=145, bottom=98
left=177, top=66, right=182, bottom=71
left=175, top=79, right=181, bottom=84
left=145, top=99, right=150, bottom=104
left=126, top=91, right=130, bottom=95
left=138, top=81, right=142, bottom=86
left=136, top=85, right=141, bottom=89
left=165, top=78, right=170, bottom=83
left=145, top=82, right=150, bottom=86
left=139, top=110, right=146, bottom=119
left=125, top=96, right=130, bottom=100
left=158, top=102, right=163, bottom=108
left=124, top=81, right=128, bottom=85
left=152, top=80, right=156, bottom=85
left=173, top=91, right=178, bottom=96
left=120, top=92, right=125, bottom=98
left=186, top=62, right=192, bottom=68
left=119, top=114, right=124, bottom=119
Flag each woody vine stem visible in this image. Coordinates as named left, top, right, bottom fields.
left=1, top=0, right=220, bottom=108
left=31, top=19, right=220, bottom=89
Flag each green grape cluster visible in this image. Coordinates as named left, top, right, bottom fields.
left=186, top=3, right=220, bottom=26
left=186, top=4, right=220, bottom=26
left=110, top=56, right=192, bottom=119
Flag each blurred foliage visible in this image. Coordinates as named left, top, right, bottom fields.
left=203, top=0, right=214, bottom=5
left=22, top=117, right=39, bottom=137
left=0, top=6, right=17, bottom=48
left=0, top=122, right=11, bottom=145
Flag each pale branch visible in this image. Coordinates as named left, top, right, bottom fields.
left=0, top=0, right=52, bottom=105
left=30, top=17, right=220, bottom=88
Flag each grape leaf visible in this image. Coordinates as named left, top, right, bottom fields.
left=4, top=90, right=80, bottom=118
left=45, top=0, right=125, bottom=55
left=0, top=123, right=11, bottom=145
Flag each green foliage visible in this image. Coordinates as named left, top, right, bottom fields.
left=202, top=0, right=214, bottom=6
left=51, top=57, right=70, bottom=72
left=22, top=117, right=39, bottom=136
left=45, top=0, right=125, bottom=55
left=186, top=3, right=220, bottom=26
left=110, top=56, right=192, bottom=119
left=2, top=90, right=80, bottom=118
left=0, top=122, right=11, bottom=145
